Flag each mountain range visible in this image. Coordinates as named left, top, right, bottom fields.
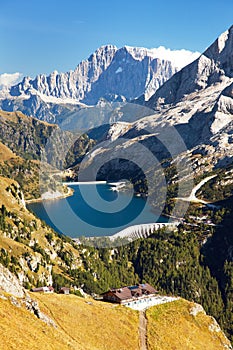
left=0, top=45, right=199, bottom=127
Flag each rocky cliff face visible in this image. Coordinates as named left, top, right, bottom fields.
left=0, top=264, right=25, bottom=297
left=81, top=46, right=176, bottom=104
left=10, top=45, right=118, bottom=102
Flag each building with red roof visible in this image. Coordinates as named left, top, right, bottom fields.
left=102, top=283, right=157, bottom=306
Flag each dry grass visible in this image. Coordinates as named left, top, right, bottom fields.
left=0, top=169, right=230, bottom=350
left=0, top=235, right=28, bottom=256
left=0, top=296, right=76, bottom=350
left=0, top=142, right=18, bottom=162
left=0, top=283, right=231, bottom=350
left=0, top=293, right=140, bottom=350
left=33, top=293, right=139, bottom=350
left=0, top=177, right=31, bottom=220
left=146, top=299, right=231, bottom=350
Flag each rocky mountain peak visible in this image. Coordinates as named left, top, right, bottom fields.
left=204, top=26, right=233, bottom=62
left=88, top=44, right=118, bottom=59
left=123, top=45, right=155, bottom=61
left=146, top=25, right=233, bottom=108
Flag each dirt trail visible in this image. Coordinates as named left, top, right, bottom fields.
left=139, top=310, right=148, bottom=350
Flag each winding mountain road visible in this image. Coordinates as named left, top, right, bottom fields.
left=176, top=174, right=217, bottom=206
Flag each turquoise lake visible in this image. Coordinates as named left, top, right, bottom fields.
left=28, top=184, right=167, bottom=238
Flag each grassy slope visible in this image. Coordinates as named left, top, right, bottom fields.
left=0, top=296, right=74, bottom=350
left=0, top=141, right=18, bottom=162
left=146, top=299, right=231, bottom=350
left=0, top=293, right=139, bottom=350
left=0, top=294, right=231, bottom=350
left=0, top=176, right=25, bottom=211
left=0, top=110, right=55, bottom=127
left=0, top=141, right=40, bottom=200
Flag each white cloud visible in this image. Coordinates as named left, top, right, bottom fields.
left=0, top=72, right=23, bottom=89
left=149, top=46, right=201, bottom=70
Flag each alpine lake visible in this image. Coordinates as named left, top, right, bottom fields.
left=28, top=183, right=167, bottom=238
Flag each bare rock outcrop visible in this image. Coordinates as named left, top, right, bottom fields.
left=24, top=296, right=57, bottom=327
left=0, top=263, right=25, bottom=298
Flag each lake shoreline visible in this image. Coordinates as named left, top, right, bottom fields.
left=26, top=186, right=74, bottom=204
left=25, top=180, right=119, bottom=204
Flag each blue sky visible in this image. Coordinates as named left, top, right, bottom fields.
left=1, top=0, right=233, bottom=78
